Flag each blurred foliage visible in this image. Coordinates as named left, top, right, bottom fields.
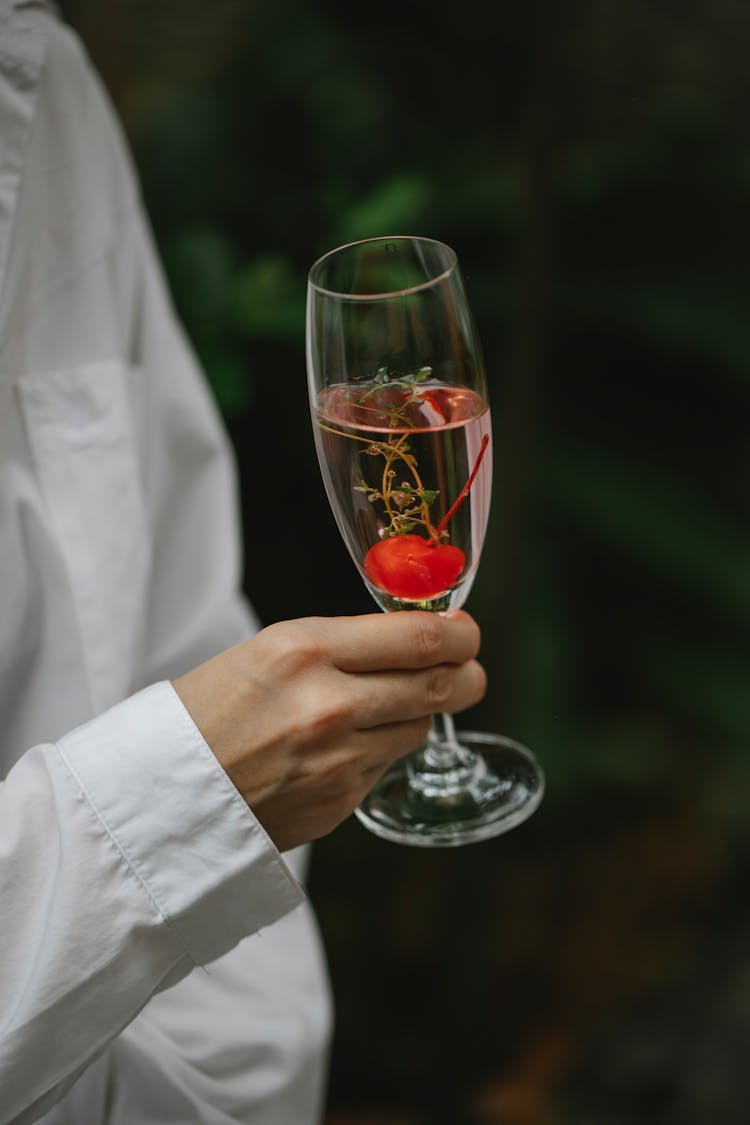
left=61, top=0, right=750, bottom=1121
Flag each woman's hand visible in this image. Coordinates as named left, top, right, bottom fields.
left=173, top=611, right=485, bottom=852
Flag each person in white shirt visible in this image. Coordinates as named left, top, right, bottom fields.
left=0, top=3, right=486, bottom=1123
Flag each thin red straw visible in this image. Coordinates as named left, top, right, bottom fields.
left=435, top=433, right=490, bottom=536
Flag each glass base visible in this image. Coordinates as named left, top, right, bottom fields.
left=355, top=731, right=544, bottom=847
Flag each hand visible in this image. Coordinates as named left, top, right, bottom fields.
left=173, top=612, right=485, bottom=852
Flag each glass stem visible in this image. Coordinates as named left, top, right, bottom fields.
left=406, top=711, right=485, bottom=803
left=425, top=711, right=464, bottom=770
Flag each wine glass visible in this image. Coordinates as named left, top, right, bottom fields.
left=306, top=235, right=544, bottom=846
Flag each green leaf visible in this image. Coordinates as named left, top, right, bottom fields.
left=546, top=441, right=750, bottom=619
left=203, top=350, right=253, bottom=417
left=230, top=253, right=304, bottom=341
left=335, top=172, right=432, bottom=243
left=162, top=226, right=236, bottom=331
left=562, top=280, right=750, bottom=377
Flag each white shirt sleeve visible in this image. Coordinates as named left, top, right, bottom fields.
left=0, top=683, right=305, bottom=1125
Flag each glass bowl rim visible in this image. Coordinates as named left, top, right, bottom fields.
left=307, top=234, right=458, bottom=301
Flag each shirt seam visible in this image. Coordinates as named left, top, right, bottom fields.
left=0, top=7, right=47, bottom=335
left=165, top=682, right=306, bottom=908
left=166, top=681, right=298, bottom=875
left=55, top=740, right=202, bottom=968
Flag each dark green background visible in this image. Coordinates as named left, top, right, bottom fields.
left=60, top=2, right=750, bottom=1122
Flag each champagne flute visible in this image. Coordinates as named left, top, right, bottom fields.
left=306, top=235, right=544, bottom=846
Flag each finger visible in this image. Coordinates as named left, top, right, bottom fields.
left=306, top=611, right=481, bottom=673
left=351, top=658, right=487, bottom=728
left=350, top=716, right=432, bottom=776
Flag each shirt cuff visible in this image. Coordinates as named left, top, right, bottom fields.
left=56, top=681, right=305, bottom=965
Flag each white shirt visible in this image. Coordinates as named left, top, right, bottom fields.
left=0, top=3, right=331, bottom=1122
